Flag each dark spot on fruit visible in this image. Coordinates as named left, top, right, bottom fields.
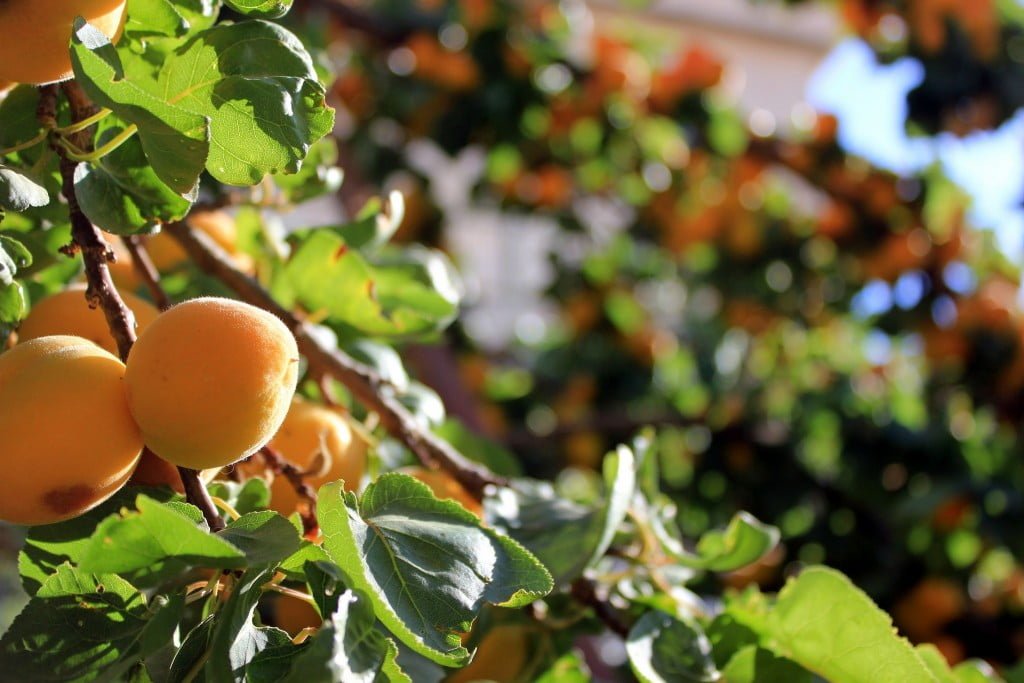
left=43, top=484, right=95, bottom=515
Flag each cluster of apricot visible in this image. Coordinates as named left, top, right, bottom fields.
left=0, top=292, right=299, bottom=525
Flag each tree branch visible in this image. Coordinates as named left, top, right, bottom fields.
left=164, top=220, right=508, bottom=500
left=122, top=235, right=171, bottom=310
left=570, top=577, right=631, bottom=638
left=40, top=82, right=225, bottom=533
left=259, top=445, right=319, bottom=537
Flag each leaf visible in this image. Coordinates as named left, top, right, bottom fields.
left=74, top=117, right=193, bottom=235
left=766, top=567, right=938, bottom=683
left=222, top=0, right=294, bottom=19
left=0, top=234, right=31, bottom=285
left=79, top=495, right=246, bottom=573
left=720, top=646, right=811, bottom=683
left=207, top=477, right=271, bottom=516
left=318, top=476, right=553, bottom=666
left=535, top=650, right=592, bottom=683
left=435, top=420, right=522, bottom=477
left=18, top=487, right=172, bottom=596
left=158, top=20, right=334, bottom=185
left=0, top=168, right=49, bottom=212
left=626, top=610, right=720, bottom=683
left=0, top=281, right=27, bottom=327
left=485, top=445, right=634, bottom=587
left=70, top=20, right=210, bottom=196
left=167, top=616, right=215, bottom=683
left=916, top=644, right=1003, bottom=683
left=204, top=567, right=290, bottom=682
left=0, top=565, right=149, bottom=682
left=125, top=0, right=189, bottom=37
left=277, top=590, right=409, bottom=683
left=280, top=230, right=460, bottom=339
left=278, top=541, right=331, bottom=582
left=216, top=511, right=302, bottom=566
left=339, top=193, right=405, bottom=252
left=659, top=512, right=780, bottom=573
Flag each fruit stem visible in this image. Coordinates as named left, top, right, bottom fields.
left=210, top=495, right=241, bottom=521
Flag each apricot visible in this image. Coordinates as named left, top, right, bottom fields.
left=0, top=0, right=127, bottom=85
left=447, top=624, right=531, bottom=683
left=403, top=467, right=483, bottom=518
left=264, top=397, right=364, bottom=516
left=124, top=297, right=299, bottom=469
left=273, top=595, right=322, bottom=636
left=0, top=336, right=142, bottom=525
left=146, top=210, right=250, bottom=272
left=18, top=285, right=159, bottom=356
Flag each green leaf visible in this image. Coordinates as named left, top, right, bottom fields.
left=204, top=567, right=289, bottom=682
left=720, top=646, right=811, bottom=683
left=278, top=541, right=331, bottom=581
left=917, top=644, right=1003, bottom=683
left=167, top=616, right=215, bottom=683
left=125, top=0, right=189, bottom=37
left=660, top=512, right=780, bottom=572
left=0, top=565, right=149, bottom=682
left=79, top=495, right=246, bottom=573
left=217, top=511, right=303, bottom=566
left=0, top=168, right=49, bottom=212
left=485, top=445, right=634, bottom=587
left=158, top=20, right=334, bottom=185
left=271, top=137, right=344, bottom=203
left=626, top=610, right=720, bottom=683
left=435, top=420, right=522, bottom=477
left=766, top=567, right=938, bottom=683
left=207, top=477, right=271, bottom=516
left=318, top=476, right=553, bottom=666
left=71, top=20, right=210, bottom=196
left=222, top=0, right=293, bottom=18
left=0, top=281, right=27, bottom=327
left=280, top=230, right=460, bottom=339
left=74, top=117, right=192, bottom=235
left=337, top=193, right=405, bottom=252
left=277, top=590, right=409, bottom=683
left=535, top=650, right=592, bottom=683
left=0, top=234, right=31, bottom=290
left=18, top=487, right=172, bottom=596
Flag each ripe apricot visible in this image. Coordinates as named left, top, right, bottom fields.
left=403, top=467, right=482, bottom=518
left=124, top=297, right=299, bottom=469
left=18, top=285, right=159, bottom=356
left=0, top=336, right=142, bottom=525
left=146, top=210, right=250, bottom=272
left=273, top=595, right=322, bottom=636
left=265, top=398, right=364, bottom=516
left=448, top=624, right=531, bottom=682
left=0, top=0, right=127, bottom=85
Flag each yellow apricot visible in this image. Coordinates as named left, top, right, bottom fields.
left=0, top=0, right=127, bottom=85
left=146, top=210, right=251, bottom=272
left=124, top=297, right=299, bottom=469
left=18, top=284, right=159, bottom=356
left=447, top=624, right=531, bottom=683
left=403, top=467, right=483, bottom=519
left=0, top=335, right=143, bottom=525
left=273, top=595, right=322, bottom=636
left=264, top=398, right=364, bottom=516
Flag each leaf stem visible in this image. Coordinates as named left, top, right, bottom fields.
left=0, top=129, right=48, bottom=157
left=56, top=123, right=137, bottom=162
left=210, top=495, right=241, bottom=521
left=54, top=106, right=112, bottom=135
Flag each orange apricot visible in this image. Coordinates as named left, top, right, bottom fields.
left=124, top=297, right=299, bottom=469
left=18, top=284, right=159, bottom=356
left=447, top=624, right=531, bottom=683
left=146, top=210, right=249, bottom=272
left=0, top=336, right=143, bottom=525
left=264, top=397, right=364, bottom=516
left=0, top=0, right=127, bottom=85
left=273, top=595, right=322, bottom=636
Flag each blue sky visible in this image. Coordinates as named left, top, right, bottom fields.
left=807, top=39, right=1024, bottom=258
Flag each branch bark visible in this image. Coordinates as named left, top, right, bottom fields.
left=259, top=445, right=318, bottom=536
left=164, top=220, right=508, bottom=500
left=39, top=82, right=225, bottom=533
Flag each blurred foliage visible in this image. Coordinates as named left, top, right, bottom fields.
left=282, top=0, right=1024, bottom=669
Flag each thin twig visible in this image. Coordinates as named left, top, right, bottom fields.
left=122, top=235, right=171, bottom=310
left=260, top=445, right=319, bottom=536
left=40, top=81, right=226, bottom=533
left=164, top=220, right=508, bottom=500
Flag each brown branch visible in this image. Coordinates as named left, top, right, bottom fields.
left=570, top=577, right=631, bottom=638
left=122, top=235, right=171, bottom=310
left=40, top=81, right=226, bottom=533
left=260, top=445, right=318, bottom=536
left=164, top=219, right=508, bottom=500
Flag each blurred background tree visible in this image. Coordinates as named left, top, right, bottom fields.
left=246, top=0, right=1024, bottom=670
